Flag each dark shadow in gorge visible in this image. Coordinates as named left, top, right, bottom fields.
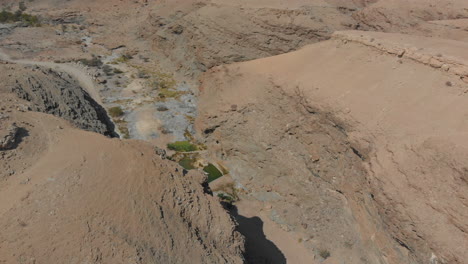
left=229, top=205, right=286, bottom=264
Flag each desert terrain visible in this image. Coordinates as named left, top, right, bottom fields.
left=0, top=0, right=467, bottom=263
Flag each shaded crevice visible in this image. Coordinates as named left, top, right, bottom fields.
left=229, top=206, right=286, bottom=264
left=351, top=146, right=365, bottom=161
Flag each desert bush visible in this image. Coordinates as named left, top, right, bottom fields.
left=19, top=2, right=27, bottom=12
left=108, top=106, right=124, bottom=118
left=156, top=73, right=176, bottom=89
left=319, top=249, right=330, bottom=259
left=0, top=9, right=40, bottom=26
left=78, top=56, right=103, bottom=67
left=158, top=89, right=181, bottom=99
left=113, top=54, right=133, bottom=64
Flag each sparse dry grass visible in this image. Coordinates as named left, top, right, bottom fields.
left=114, top=119, right=130, bottom=139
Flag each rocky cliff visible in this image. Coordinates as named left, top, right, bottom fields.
left=141, top=0, right=468, bottom=76
left=2, top=63, right=116, bottom=136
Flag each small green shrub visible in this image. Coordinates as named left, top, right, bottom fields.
left=19, top=2, right=27, bottom=12
left=21, top=13, right=39, bottom=26
left=78, top=57, right=103, bottom=67
left=167, top=141, right=197, bottom=152
left=112, top=54, right=133, bottom=64
left=0, top=9, right=40, bottom=26
left=319, top=249, right=330, bottom=259
left=108, top=106, right=124, bottom=118
left=156, top=72, right=176, bottom=90
left=158, top=89, right=181, bottom=99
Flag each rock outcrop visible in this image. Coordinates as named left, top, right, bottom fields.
left=0, top=122, right=18, bottom=150
left=4, top=64, right=116, bottom=136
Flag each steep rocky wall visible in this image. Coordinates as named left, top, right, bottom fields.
left=197, top=80, right=401, bottom=264
left=141, top=0, right=363, bottom=75
left=1, top=63, right=116, bottom=136
left=141, top=0, right=468, bottom=77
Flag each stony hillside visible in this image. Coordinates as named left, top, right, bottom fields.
left=0, top=63, right=245, bottom=263
left=141, top=0, right=468, bottom=75
left=3, top=0, right=466, bottom=76
left=0, top=0, right=467, bottom=263
left=196, top=31, right=468, bottom=264
left=353, top=0, right=468, bottom=39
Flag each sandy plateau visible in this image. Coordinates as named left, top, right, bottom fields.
left=0, top=0, right=467, bottom=263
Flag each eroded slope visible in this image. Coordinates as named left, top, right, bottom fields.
left=1, top=63, right=116, bottom=136
left=0, top=63, right=245, bottom=264
left=196, top=31, right=468, bottom=264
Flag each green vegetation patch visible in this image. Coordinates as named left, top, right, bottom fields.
left=112, top=54, right=133, bottom=64
left=167, top=141, right=197, bottom=152
left=178, top=155, right=197, bottom=170
left=108, top=106, right=124, bottom=118
left=203, top=163, right=223, bottom=182
left=0, top=10, right=40, bottom=26
left=155, top=72, right=176, bottom=90
left=158, top=89, right=182, bottom=99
